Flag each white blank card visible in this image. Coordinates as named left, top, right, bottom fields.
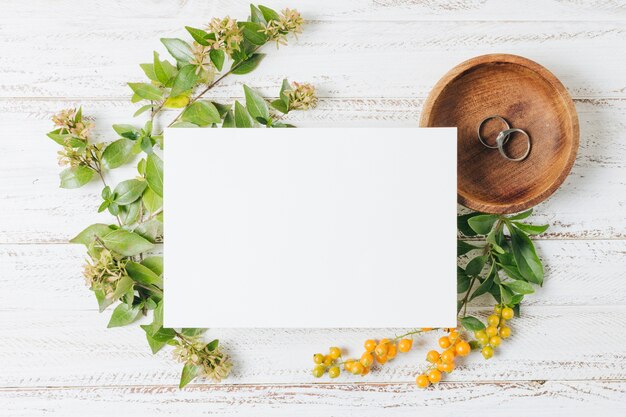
left=164, top=128, right=457, bottom=328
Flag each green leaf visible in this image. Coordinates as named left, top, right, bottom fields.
left=139, top=63, right=158, bottom=82
left=512, top=222, right=549, bottom=235
left=70, top=224, right=114, bottom=245
left=232, top=53, right=265, bottom=75
left=153, top=51, right=177, bottom=86
left=180, top=328, right=206, bottom=337
left=102, top=139, right=136, bottom=169
left=127, top=83, right=163, bottom=101
left=133, top=219, right=162, bottom=243
left=243, top=85, right=270, bottom=122
left=119, top=200, right=141, bottom=225
left=112, top=124, right=140, bottom=140
left=47, top=130, right=86, bottom=148
left=457, top=240, right=479, bottom=257
left=209, top=49, right=225, bottom=71
left=110, top=275, right=134, bottom=301
left=234, top=101, right=255, bottom=128
left=145, top=154, right=163, bottom=197
left=133, top=104, right=153, bottom=117
left=163, top=94, right=190, bottom=109
left=279, top=78, right=291, bottom=106
left=142, top=187, right=162, bottom=213
left=148, top=326, right=176, bottom=342
left=270, top=99, right=288, bottom=114
left=160, top=38, right=193, bottom=63
left=144, top=331, right=167, bottom=354
left=170, top=64, right=198, bottom=97
left=113, top=179, right=147, bottom=205
left=508, top=208, right=533, bottom=220
left=469, top=268, right=495, bottom=301
left=180, top=363, right=201, bottom=388
left=212, top=102, right=232, bottom=117
left=222, top=110, right=235, bottom=127
left=465, top=255, right=486, bottom=276
left=185, top=26, right=210, bottom=46
left=250, top=4, right=267, bottom=24
left=457, top=268, right=470, bottom=294
left=240, top=21, right=268, bottom=45
left=457, top=213, right=480, bottom=237
left=107, top=303, right=141, bottom=328
left=126, top=261, right=161, bottom=285
left=510, top=226, right=544, bottom=285
left=460, top=316, right=486, bottom=332
left=206, top=339, right=219, bottom=351
left=141, top=256, right=163, bottom=276
left=258, top=5, right=280, bottom=21
left=181, top=101, right=222, bottom=126
left=59, top=166, right=94, bottom=189
left=503, top=280, right=535, bottom=295
left=102, top=229, right=154, bottom=256
left=468, top=214, right=498, bottom=235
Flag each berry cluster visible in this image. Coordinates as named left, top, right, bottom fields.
left=312, top=346, right=343, bottom=378
left=474, top=305, right=514, bottom=359
left=311, top=330, right=424, bottom=378
left=415, top=329, right=471, bottom=388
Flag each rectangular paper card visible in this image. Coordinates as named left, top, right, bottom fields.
left=164, top=128, right=457, bottom=328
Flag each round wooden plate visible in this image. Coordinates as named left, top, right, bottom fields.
left=420, top=54, right=579, bottom=214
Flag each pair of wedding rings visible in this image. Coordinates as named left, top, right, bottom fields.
left=477, top=116, right=531, bottom=162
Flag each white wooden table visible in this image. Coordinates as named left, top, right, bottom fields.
left=1, top=1, right=625, bottom=415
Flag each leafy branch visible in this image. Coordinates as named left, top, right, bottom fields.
left=46, top=4, right=315, bottom=389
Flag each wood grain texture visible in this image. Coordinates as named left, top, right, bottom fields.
left=2, top=381, right=626, bottom=417
left=1, top=0, right=625, bottom=414
left=1, top=307, right=625, bottom=387
left=0, top=20, right=625, bottom=99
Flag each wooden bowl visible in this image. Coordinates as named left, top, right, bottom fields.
left=420, top=54, right=579, bottom=214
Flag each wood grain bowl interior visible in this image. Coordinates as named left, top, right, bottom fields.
left=420, top=54, right=579, bottom=214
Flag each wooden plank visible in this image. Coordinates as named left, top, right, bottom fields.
left=0, top=306, right=625, bottom=387
left=2, top=240, right=625, bottom=312
left=0, top=98, right=624, bottom=243
left=0, top=20, right=625, bottom=98
left=2, top=0, right=625, bottom=22
left=1, top=381, right=625, bottom=416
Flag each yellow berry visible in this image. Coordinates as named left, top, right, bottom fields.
left=438, top=336, right=451, bottom=349
left=448, top=330, right=460, bottom=342
left=360, top=352, right=374, bottom=367
left=375, top=353, right=388, bottom=364
left=323, top=355, right=333, bottom=366
left=427, top=369, right=442, bottom=384
left=474, top=330, right=487, bottom=339
left=426, top=350, right=440, bottom=363
left=487, top=315, right=500, bottom=327
left=500, top=326, right=511, bottom=339
left=329, top=347, right=341, bottom=360
left=502, top=307, right=514, bottom=320
left=455, top=341, right=471, bottom=357
left=489, top=336, right=502, bottom=347
left=441, top=349, right=455, bottom=363
left=416, top=374, right=430, bottom=388
left=421, top=328, right=433, bottom=332
left=482, top=346, right=494, bottom=359
left=328, top=366, right=340, bottom=378
left=352, top=362, right=365, bottom=375
left=375, top=339, right=390, bottom=357
left=441, top=361, right=455, bottom=373
left=364, top=339, right=377, bottom=352
left=312, top=365, right=325, bottom=378
left=386, top=343, right=398, bottom=360
left=398, top=339, right=413, bottom=353
left=313, top=353, right=324, bottom=364
left=494, top=305, right=502, bottom=315
left=344, top=359, right=355, bottom=372
left=361, top=366, right=370, bottom=376
left=486, top=326, right=498, bottom=337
